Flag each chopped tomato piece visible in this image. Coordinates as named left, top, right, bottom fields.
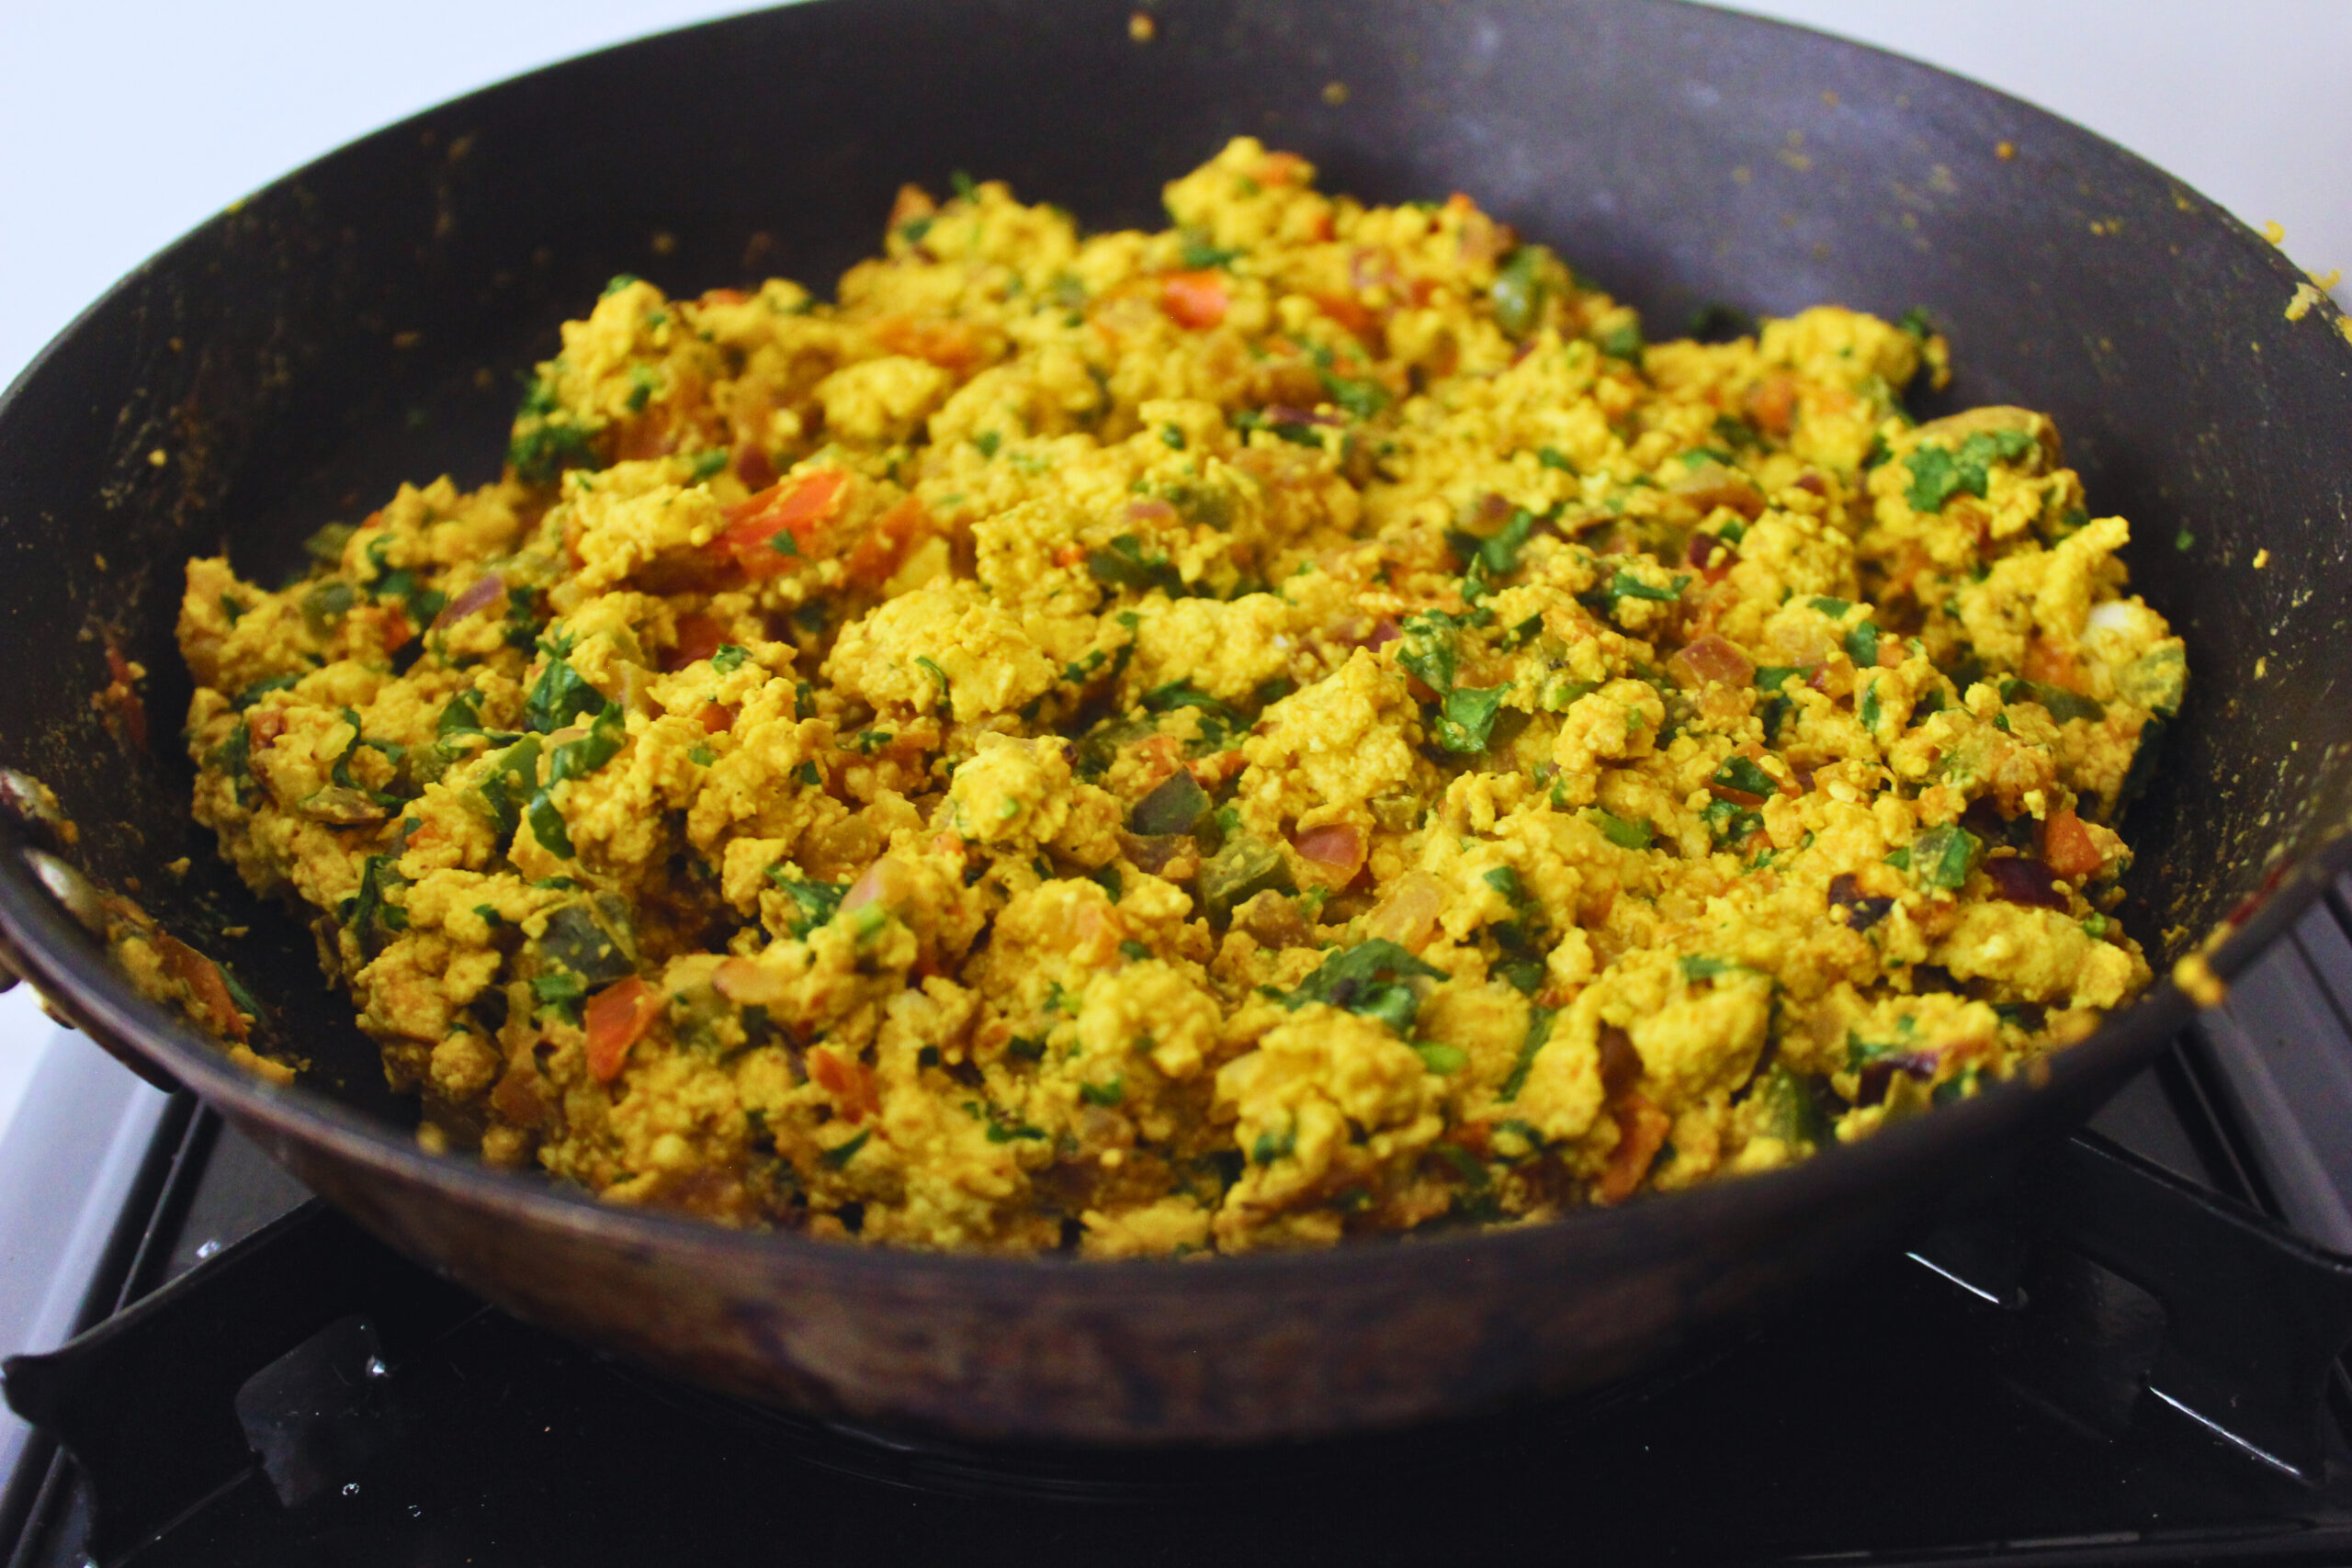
left=2022, top=636, right=2086, bottom=693
left=584, top=976, right=662, bottom=1082
left=2042, top=807, right=2104, bottom=881
left=808, top=1046, right=883, bottom=1122
left=666, top=612, right=727, bottom=671
left=1597, top=1092, right=1670, bottom=1204
left=1292, top=823, right=1366, bottom=888
left=1746, top=373, right=1797, bottom=437
left=1258, top=151, right=1311, bottom=186
left=1312, top=292, right=1374, bottom=338
left=872, top=315, right=986, bottom=375
left=1161, top=270, right=1229, bottom=331
left=1668, top=633, right=1754, bottom=690
left=101, top=641, right=148, bottom=750
left=717, top=470, right=849, bottom=580
left=159, top=934, right=248, bottom=1041
left=843, top=495, right=933, bottom=588
left=697, top=703, right=734, bottom=734
left=734, top=444, right=778, bottom=491
left=489, top=1060, right=550, bottom=1128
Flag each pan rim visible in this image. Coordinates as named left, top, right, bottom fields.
left=0, top=0, right=2344, bottom=1293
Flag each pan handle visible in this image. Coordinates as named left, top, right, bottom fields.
left=2, top=1201, right=479, bottom=1563
left=1911, top=1130, right=2352, bottom=1484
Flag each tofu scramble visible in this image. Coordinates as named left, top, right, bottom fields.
left=172, top=139, right=2185, bottom=1256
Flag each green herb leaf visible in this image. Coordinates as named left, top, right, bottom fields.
left=1490, top=244, right=1556, bottom=337
left=1283, top=939, right=1445, bottom=1035
left=1413, top=1042, right=1468, bottom=1074
left=1902, top=428, right=2035, bottom=513
left=1588, top=808, right=1654, bottom=850
left=764, top=873, right=846, bottom=938
left=1998, top=678, right=2107, bottom=725
left=1177, top=227, right=1244, bottom=270
left=1396, top=610, right=1459, bottom=693
left=1712, top=755, right=1779, bottom=798
left=821, top=1129, right=872, bottom=1169
left=1433, top=683, right=1507, bottom=753
left=475, top=735, right=543, bottom=842
left=524, top=657, right=606, bottom=734
left=526, top=790, right=575, bottom=858
left=530, top=971, right=587, bottom=1024
left=1130, top=769, right=1211, bottom=836
left=1318, top=369, right=1389, bottom=420
left=1086, top=534, right=1186, bottom=595
left=1910, top=823, right=1980, bottom=890
left=547, top=702, right=626, bottom=786
left=1499, top=1006, right=1555, bottom=1102
left=1597, top=321, right=1645, bottom=361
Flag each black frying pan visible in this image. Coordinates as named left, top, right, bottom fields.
left=1, top=0, right=2347, bottom=1444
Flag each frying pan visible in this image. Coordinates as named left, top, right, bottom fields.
left=0, top=0, right=2347, bottom=1445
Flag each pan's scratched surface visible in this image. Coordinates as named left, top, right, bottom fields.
left=0, top=0, right=2346, bottom=1441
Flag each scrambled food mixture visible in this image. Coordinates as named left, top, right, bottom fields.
left=173, top=139, right=2185, bottom=1255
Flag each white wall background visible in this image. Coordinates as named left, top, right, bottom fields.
left=1, top=1, right=2346, bottom=391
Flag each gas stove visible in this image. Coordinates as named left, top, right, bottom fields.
left=4, top=882, right=2352, bottom=1567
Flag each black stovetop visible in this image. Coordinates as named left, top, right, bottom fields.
left=8, top=878, right=2352, bottom=1568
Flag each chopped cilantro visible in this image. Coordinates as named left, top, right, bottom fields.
left=1283, top=939, right=1445, bottom=1036
left=526, top=790, right=574, bottom=858
left=1498, top=1007, right=1555, bottom=1102
left=1597, top=320, right=1645, bottom=361
left=524, top=656, right=605, bottom=734
left=1490, top=244, right=1556, bottom=336
left=1414, top=1042, right=1468, bottom=1074
left=1910, top=823, right=1980, bottom=890
left=821, top=1129, right=872, bottom=1169
left=1250, top=1123, right=1297, bottom=1165
left=1396, top=610, right=1459, bottom=693
left=1999, top=678, right=2107, bottom=725
left=1086, top=534, right=1186, bottom=595
left=1902, top=428, right=2035, bottom=513
left=1589, top=808, right=1653, bottom=850
left=1177, top=228, right=1244, bottom=270
left=1434, top=683, right=1508, bottom=753
left=765, top=873, right=846, bottom=937
left=1712, top=755, right=1780, bottom=798
left=529, top=971, right=586, bottom=1023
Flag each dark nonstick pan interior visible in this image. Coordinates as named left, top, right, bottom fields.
left=0, top=0, right=2347, bottom=1443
